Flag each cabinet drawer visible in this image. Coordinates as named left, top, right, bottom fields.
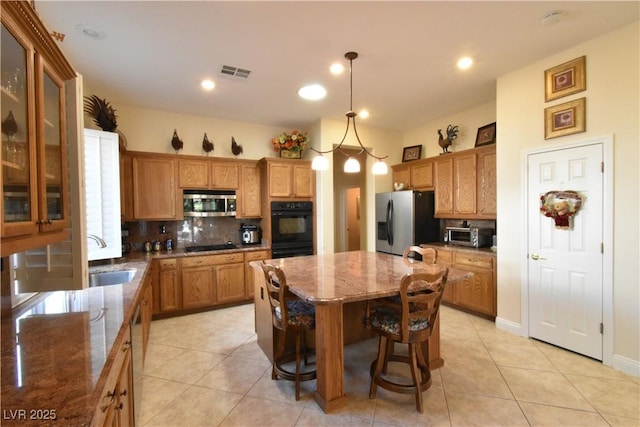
left=436, top=250, right=454, bottom=265
left=157, top=258, right=177, bottom=270
left=210, top=253, right=244, bottom=264
left=181, top=256, right=215, bottom=268
left=245, top=250, right=270, bottom=262
left=455, top=253, right=493, bottom=270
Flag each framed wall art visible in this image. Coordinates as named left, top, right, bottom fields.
left=475, top=122, right=496, bottom=147
left=402, top=145, right=422, bottom=162
left=544, top=97, right=586, bottom=139
left=544, top=56, right=586, bottom=102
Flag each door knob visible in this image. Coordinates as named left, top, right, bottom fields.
left=530, top=253, right=547, bottom=260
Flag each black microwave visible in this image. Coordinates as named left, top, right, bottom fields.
left=183, top=190, right=236, bottom=217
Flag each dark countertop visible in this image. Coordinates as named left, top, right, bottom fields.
left=1, top=244, right=270, bottom=426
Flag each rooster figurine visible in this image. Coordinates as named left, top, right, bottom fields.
left=438, top=124, right=459, bottom=153
left=171, top=129, right=183, bottom=153
left=231, top=136, right=243, bottom=156
left=202, top=133, right=214, bottom=155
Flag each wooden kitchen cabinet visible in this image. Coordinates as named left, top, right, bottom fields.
left=262, top=158, right=314, bottom=199
left=433, top=146, right=495, bottom=219
left=213, top=252, right=245, bottom=304
left=476, top=145, right=497, bottom=217
left=94, top=325, right=134, bottom=427
left=211, top=161, right=239, bottom=189
left=154, top=258, right=181, bottom=314
left=426, top=245, right=496, bottom=318
left=391, top=159, right=433, bottom=190
left=140, top=276, right=153, bottom=361
left=237, top=162, right=262, bottom=218
left=132, top=155, right=180, bottom=220
left=181, top=255, right=216, bottom=309
left=178, top=159, right=209, bottom=188
left=1, top=3, right=76, bottom=256
left=244, top=250, right=270, bottom=299
left=119, top=153, right=133, bottom=221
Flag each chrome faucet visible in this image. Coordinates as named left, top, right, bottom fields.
left=87, top=234, right=107, bottom=248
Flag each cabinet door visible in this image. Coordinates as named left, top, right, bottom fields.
left=434, top=249, right=455, bottom=303
left=411, top=162, right=433, bottom=189
left=268, top=163, right=292, bottom=197
left=244, top=250, right=269, bottom=299
left=120, top=154, right=133, bottom=221
left=434, top=159, right=454, bottom=215
left=182, top=265, right=215, bottom=308
left=477, top=148, right=496, bottom=216
left=37, top=57, right=69, bottom=232
left=392, top=165, right=410, bottom=189
left=211, top=161, right=238, bottom=189
left=454, top=253, right=495, bottom=316
left=238, top=163, right=261, bottom=218
left=115, top=349, right=134, bottom=427
left=178, top=160, right=209, bottom=188
left=158, top=268, right=180, bottom=313
left=132, top=157, right=177, bottom=219
left=215, top=263, right=245, bottom=304
left=453, top=153, right=477, bottom=215
left=292, top=164, right=313, bottom=198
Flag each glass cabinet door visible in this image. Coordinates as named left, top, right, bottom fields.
left=1, top=22, right=36, bottom=237
left=38, top=59, right=68, bottom=231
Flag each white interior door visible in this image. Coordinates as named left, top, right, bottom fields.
left=527, top=143, right=603, bottom=360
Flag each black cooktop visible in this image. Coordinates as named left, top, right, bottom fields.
left=185, top=243, right=237, bottom=253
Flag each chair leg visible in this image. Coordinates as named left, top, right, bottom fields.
left=273, top=330, right=286, bottom=380
left=408, top=343, right=424, bottom=413
left=369, top=336, right=389, bottom=399
left=295, top=331, right=301, bottom=400
left=382, top=338, right=394, bottom=375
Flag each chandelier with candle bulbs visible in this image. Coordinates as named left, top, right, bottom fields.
left=310, top=52, right=388, bottom=175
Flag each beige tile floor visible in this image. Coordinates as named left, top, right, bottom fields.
left=140, top=304, right=640, bottom=427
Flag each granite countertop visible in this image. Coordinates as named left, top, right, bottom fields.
left=1, top=244, right=270, bottom=426
left=0, top=259, right=150, bottom=426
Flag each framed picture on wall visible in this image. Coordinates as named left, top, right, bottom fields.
left=475, top=122, right=497, bottom=147
left=544, top=56, right=586, bottom=102
left=402, top=145, right=422, bottom=162
left=544, top=97, right=586, bottom=139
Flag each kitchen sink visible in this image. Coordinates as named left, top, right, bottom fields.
left=88, top=268, right=137, bottom=287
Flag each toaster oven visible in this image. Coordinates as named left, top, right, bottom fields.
left=446, top=227, right=493, bottom=248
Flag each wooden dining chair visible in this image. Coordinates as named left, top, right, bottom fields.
left=402, top=245, right=437, bottom=265
left=365, top=268, right=448, bottom=413
left=260, top=262, right=316, bottom=400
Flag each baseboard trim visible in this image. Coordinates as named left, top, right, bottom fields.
left=612, top=354, right=640, bottom=378
left=495, top=316, right=523, bottom=336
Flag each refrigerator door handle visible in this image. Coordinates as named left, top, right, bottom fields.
left=387, top=199, right=394, bottom=246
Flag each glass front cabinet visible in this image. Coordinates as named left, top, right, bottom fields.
left=1, top=2, right=76, bottom=256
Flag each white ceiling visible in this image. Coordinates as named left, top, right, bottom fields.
left=35, top=1, right=639, bottom=132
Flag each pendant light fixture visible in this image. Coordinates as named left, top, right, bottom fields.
left=311, top=52, right=388, bottom=175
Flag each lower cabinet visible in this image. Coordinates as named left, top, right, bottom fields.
left=94, top=325, right=134, bottom=427
left=152, top=251, right=259, bottom=317
left=429, top=246, right=496, bottom=318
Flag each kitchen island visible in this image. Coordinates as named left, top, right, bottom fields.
left=250, top=250, right=470, bottom=413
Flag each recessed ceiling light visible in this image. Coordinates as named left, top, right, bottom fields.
left=359, top=109, right=369, bottom=119
left=330, top=63, right=345, bottom=75
left=298, top=84, right=327, bottom=101
left=201, top=79, right=215, bottom=90
left=457, top=57, right=473, bottom=70
left=75, top=24, right=105, bottom=40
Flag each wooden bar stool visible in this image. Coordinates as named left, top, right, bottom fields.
left=261, top=263, right=316, bottom=400
left=365, top=269, right=448, bottom=413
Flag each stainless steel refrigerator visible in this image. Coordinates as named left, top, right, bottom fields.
left=375, top=190, right=439, bottom=256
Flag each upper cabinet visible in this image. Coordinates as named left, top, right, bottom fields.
left=1, top=2, right=77, bottom=257
left=262, top=158, right=314, bottom=199
left=391, top=159, right=434, bottom=191
left=237, top=162, right=261, bottom=218
left=131, top=154, right=180, bottom=220
left=433, top=145, right=496, bottom=219
left=177, top=158, right=238, bottom=190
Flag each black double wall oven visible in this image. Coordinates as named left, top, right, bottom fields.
left=270, top=201, right=314, bottom=258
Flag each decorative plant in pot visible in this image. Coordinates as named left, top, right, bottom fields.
left=270, top=130, right=308, bottom=159
left=83, top=95, right=128, bottom=150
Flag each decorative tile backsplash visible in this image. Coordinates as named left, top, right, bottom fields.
left=123, top=217, right=262, bottom=252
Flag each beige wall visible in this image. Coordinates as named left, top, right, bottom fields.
left=496, top=22, right=639, bottom=367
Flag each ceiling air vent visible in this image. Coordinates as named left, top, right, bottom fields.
left=220, top=65, right=251, bottom=79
